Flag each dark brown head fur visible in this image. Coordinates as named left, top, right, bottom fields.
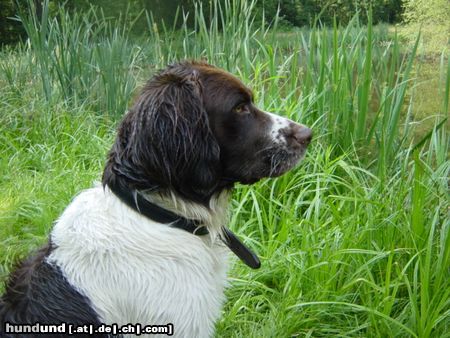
left=103, top=61, right=312, bottom=206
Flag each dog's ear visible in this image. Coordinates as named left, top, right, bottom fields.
left=114, top=67, right=221, bottom=205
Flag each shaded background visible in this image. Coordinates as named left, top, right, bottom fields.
left=1, top=0, right=405, bottom=46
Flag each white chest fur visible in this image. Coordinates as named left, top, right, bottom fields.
left=47, top=186, right=230, bottom=338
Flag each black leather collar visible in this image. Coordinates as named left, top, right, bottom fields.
left=107, top=182, right=261, bottom=269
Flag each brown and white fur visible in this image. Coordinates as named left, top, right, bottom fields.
left=0, top=61, right=312, bottom=338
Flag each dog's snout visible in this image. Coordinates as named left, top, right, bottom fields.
left=287, top=124, right=312, bottom=147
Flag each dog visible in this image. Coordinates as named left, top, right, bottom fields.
left=0, top=61, right=312, bottom=337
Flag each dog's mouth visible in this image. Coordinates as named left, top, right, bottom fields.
left=264, top=147, right=307, bottom=177
left=225, top=146, right=308, bottom=185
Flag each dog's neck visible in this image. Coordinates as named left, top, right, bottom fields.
left=140, top=188, right=231, bottom=241
left=106, top=181, right=261, bottom=269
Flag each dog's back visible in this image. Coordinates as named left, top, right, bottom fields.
left=0, top=243, right=107, bottom=338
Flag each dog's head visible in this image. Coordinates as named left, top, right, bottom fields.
left=103, top=61, right=312, bottom=205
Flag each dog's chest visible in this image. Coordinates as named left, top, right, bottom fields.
left=47, top=186, right=229, bottom=338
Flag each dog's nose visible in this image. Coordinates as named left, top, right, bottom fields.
left=287, top=124, right=312, bottom=147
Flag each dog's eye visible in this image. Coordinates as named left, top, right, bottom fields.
left=233, top=104, right=249, bottom=114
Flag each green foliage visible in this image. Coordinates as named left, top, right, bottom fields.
left=0, top=0, right=449, bottom=336
left=251, top=0, right=404, bottom=27
left=0, top=0, right=26, bottom=45
left=14, top=0, right=142, bottom=115
left=401, top=0, right=450, bottom=54
left=1, top=0, right=407, bottom=45
left=403, top=0, right=450, bottom=25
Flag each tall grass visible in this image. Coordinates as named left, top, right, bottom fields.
left=0, top=1, right=448, bottom=336
left=15, top=0, right=143, bottom=115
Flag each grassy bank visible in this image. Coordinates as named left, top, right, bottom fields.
left=0, top=1, right=448, bottom=337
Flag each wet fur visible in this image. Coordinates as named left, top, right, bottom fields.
left=1, top=61, right=311, bottom=338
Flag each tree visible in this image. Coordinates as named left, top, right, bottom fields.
left=0, top=0, right=26, bottom=45
left=256, top=0, right=404, bottom=28
left=402, top=0, right=450, bottom=53
left=403, top=0, right=450, bottom=25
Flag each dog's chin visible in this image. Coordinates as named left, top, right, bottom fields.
left=268, top=152, right=306, bottom=177
left=233, top=150, right=307, bottom=185
left=263, top=148, right=306, bottom=176
left=236, top=177, right=262, bottom=185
